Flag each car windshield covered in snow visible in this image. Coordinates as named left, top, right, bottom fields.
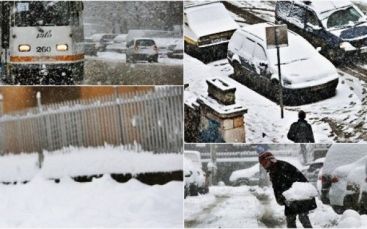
left=13, top=1, right=72, bottom=27
left=325, top=6, right=365, bottom=29
left=267, top=32, right=316, bottom=65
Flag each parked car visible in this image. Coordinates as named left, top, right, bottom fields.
left=345, top=158, right=367, bottom=214
left=329, top=155, right=367, bottom=213
left=303, top=157, right=325, bottom=183
left=229, top=163, right=260, bottom=186
left=84, top=38, right=98, bottom=56
left=106, top=34, right=127, bottom=53
left=320, top=144, right=367, bottom=213
left=184, top=151, right=209, bottom=198
left=275, top=1, right=367, bottom=63
left=167, top=41, right=184, bottom=59
left=126, top=38, right=159, bottom=63
left=90, top=33, right=117, bottom=52
left=227, top=22, right=339, bottom=105
left=184, top=1, right=239, bottom=62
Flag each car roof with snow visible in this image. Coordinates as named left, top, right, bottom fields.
left=323, top=144, right=367, bottom=175
left=293, top=0, right=353, bottom=14
left=184, top=1, right=238, bottom=38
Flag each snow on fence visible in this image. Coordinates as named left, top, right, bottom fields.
left=0, top=87, right=183, bottom=154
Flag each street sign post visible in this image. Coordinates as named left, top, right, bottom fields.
left=266, top=25, right=288, bottom=119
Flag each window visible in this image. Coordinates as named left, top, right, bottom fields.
left=240, top=38, right=255, bottom=57
left=327, top=6, right=363, bottom=29
left=253, top=44, right=267, bottom=61
left=289, top=4, right=306, bottom=28
left=306, top=10, right=319, bottom=27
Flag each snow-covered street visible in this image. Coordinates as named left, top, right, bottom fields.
left=185, top=185, right=367, bottom=228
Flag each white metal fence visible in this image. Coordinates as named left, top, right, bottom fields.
left=0, top=87, right=183, bottom=154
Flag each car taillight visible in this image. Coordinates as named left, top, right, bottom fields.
left=134, top=45, right=139, bottom=51
left=331, top=176, right=339, bottom=183
left=154, top=45, right=158, bottom=51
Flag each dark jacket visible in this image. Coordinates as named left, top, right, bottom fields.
left=269, top=160, right=317, bottom=216
left=287, top=119, right=315, bottom=143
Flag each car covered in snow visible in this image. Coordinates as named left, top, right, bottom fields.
left=329, top=155, right=367, bottom=213
left=229, top=163, right=260, bottom=186
left=184, top=1, right=239, bottom=62
left=227, top=22, right=339, bottom=105
left=184, top=151, right=209, bottom=198
left=321, top=144, right=367, bottom=213
left=126, top=38, right=159, bottom=63
left=275, top=1, right=367, bottom=63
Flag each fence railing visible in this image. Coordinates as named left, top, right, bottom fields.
left=0, top=87, right=183, bottom=154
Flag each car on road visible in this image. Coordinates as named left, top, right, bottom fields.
left=84, top=38, right=98, bottom=56
left=91, top=33, right=117, bottom=52
left=227, top=22, right=339, bottom=105
left=275, top=1, right=367, bottom=63
left=320, top=144, right=367, bottom=213
left=168, top=41, right=184, bottom=59
left=126, top=38, right=159, bottom=63
left=229, top=163, right=260, bottom=186
left=184, top=151, right=209, bottom=198
left=184, top=1, right=239, bottom=62
left=106, top=34, right=127, bottom=53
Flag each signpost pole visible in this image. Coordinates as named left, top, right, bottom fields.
left=275, top=29, right=284, bottom=119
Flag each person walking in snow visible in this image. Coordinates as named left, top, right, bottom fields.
left=287, top=110, right=315, bottom=143
left=258, top=150, right=316, bottom=228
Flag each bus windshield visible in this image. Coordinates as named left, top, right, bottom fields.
left=13, top=1, right=71, bottom=27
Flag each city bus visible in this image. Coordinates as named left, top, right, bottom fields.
left=0, top=1, right=84, bottom=84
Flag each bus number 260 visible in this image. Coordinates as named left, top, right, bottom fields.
left=36, top=46, right=51, bottom=53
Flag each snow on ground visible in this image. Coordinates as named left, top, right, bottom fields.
left=86, top=52, right=182, bottom=65
left=0, top=175, right=183, bottom=227
left=184, top=54, right=365, bottom=143
left=184, top=184, right=353, bottom=228
left=0, top=145, right=183, bottom=227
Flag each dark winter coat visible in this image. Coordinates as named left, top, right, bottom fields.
left=268, top=160, right=317, bottom=216
left=287, top=119, right=315, bottom=143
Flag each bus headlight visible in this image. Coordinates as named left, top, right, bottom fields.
left=18, top=44, right=31, bottom=52
left=56, top=44, right=68, bottom=51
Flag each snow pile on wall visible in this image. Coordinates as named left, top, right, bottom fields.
left=42, top=145, right=183, bottom=178
left=283, top=182, right=318, bottom=201
left=0, top=153, right=39, bottom=182
left=0, top=145, right=182, bottom=181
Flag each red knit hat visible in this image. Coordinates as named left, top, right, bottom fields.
left=259, top=152, right=276, bottom=169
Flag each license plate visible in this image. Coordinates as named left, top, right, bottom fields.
left=311, top=85, right=325, bottom=91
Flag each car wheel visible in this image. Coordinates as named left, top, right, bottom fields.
left=233, top=61, right=242, bottom=78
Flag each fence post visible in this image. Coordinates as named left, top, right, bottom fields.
left=0, top=94, right=3, bottom=116
left=36, top=92, right=44, bottom=169
left=114, top=86, right=124, bottom=146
